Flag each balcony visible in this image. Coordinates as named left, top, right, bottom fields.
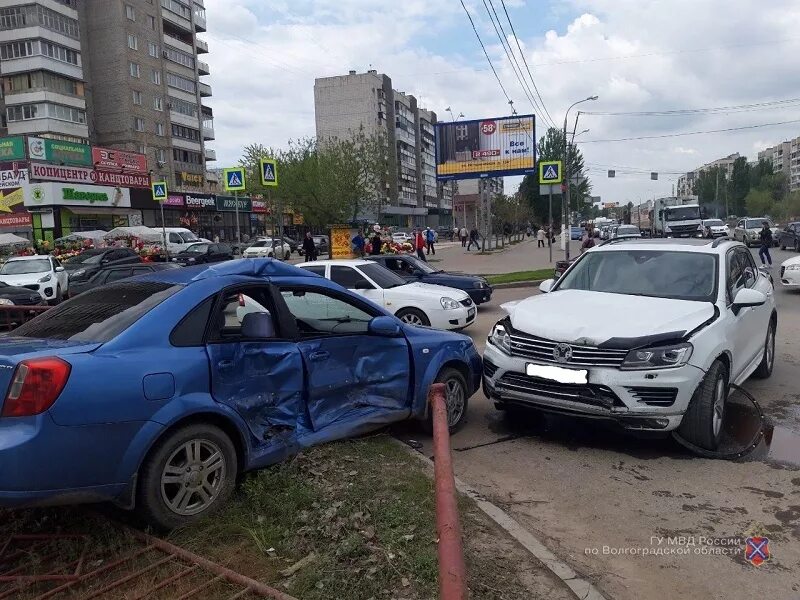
left=205, top=148, right=216, bottom=162
left=197, top=60, right=210, bottom=75
left=202, top=120, right=214, bottom=140
left=162, top=8, right=192, bottom=34
left=194, top=11, right=207, bottom=32
left=199, top=82, right=212, bottom=97
left=196, top=37, right=209, bottom=54
left=163, top=34, right=193, bottom=55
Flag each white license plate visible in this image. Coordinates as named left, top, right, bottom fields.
left=468, top=308, right=476, bottom=319
left=526, top=364, right=588, bottom=385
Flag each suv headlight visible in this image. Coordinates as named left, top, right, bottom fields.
left=489, top=322, right=511, bottom=354
left=474, top=281, right=485, bottom=289
left=38, top=274, right=52, bottom=283
left=440, top=297, right=460, bottom=310
left=621, top=342, right=693, bottom=370
left=697, top=225, right=703, bottom=231
left=0, top=298, right=13, bottom=306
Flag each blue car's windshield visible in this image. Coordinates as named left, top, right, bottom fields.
left=12, top=282, right=182, bottom=342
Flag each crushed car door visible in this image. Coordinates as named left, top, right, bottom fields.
left=206, top=286, right=304, bottom=451
left=279, top=286, right=411, bottom=432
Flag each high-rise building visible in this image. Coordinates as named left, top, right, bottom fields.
left=0, top=0, right=215, bottom=191
left=676, top=153, right=741, bottom=197
left=314, top=69, right=454, bottom=227
left=0, top=0, right=89, bottom=143
left=758, top=138, right=800, bottom=191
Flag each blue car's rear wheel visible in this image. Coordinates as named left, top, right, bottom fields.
left=136, top=424, right=237, bottom=530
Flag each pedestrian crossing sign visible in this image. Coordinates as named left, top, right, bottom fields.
left=223, top=167, right=246, bottom=192
left=151, top=181, right=168, bottom=202
left=260, top=158, right=279, bottom=187
left=539, top=160, right=563, bottom=184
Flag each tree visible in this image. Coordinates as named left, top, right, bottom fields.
left=518, top=127, right=591, bottom=225
left=694, top=166, right=727, bottom=216
left=744, top=189, right=774, bottom=219
left=726, top=156, right=750, bottom=217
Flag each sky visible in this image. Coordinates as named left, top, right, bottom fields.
left=202, top=0, right=800, bottom=206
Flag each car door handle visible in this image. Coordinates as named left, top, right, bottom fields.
left=217, top=360, right=234, bottom=369
left=309, top=351, right=330, bottom=362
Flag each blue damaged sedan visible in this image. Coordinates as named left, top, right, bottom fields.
left=0, top=260, right=481, bottom=529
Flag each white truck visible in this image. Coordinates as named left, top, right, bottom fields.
left=653, top=197, right=703, bottom=238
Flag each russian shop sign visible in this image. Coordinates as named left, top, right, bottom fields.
left=23, top=182, right=131, bottom=208
left=216, top=195, right=251, bottom=212
left=185, top=193, right=216, bottom=209
left=29, top=163, right=150, bottom=188
left=0, top=137, right=26, bottom=161
left=27, top=137, right=92, bottom=166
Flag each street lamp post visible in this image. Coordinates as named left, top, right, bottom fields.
left=563, top=96, right=598, bottom=260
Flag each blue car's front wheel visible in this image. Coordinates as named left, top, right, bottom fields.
left=136, top=424, right=238, bottom=530
left=424, top=367, right=469, bottom=434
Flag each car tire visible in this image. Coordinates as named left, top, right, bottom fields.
left=678, top=359, right=728, bottom=451
left=780, top=242, right=786, bottom=250
left=395, top=307, right=430, bottom=327
left=795, top=240, right=800, bottom=252
left=752, top=318, right=776, bottom=379
left=135, top=423, right=238, bottom=531
left=49, top=285, right=62, bottom=306
left=423, top=367, right=469, bottom=434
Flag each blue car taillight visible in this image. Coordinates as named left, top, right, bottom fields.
left=1, top=357, right=71, bottom=417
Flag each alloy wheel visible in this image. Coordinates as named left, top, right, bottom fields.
left=400, top=313, right=424, bottom=325
left=160, top=439, right=226, bottom=516
left=712, top=378, right=726, bottom=438
left=445, top=378, right=466, bottom=427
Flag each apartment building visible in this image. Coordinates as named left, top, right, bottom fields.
left=0, top=0, right=88, bottom=142
left=314, top=69, right=455, bottom=227
left=757, top=138, right=800, bottom=192
left=0, top=0, right=215, bottom=191
left=676, top=153, right=741, bottom=197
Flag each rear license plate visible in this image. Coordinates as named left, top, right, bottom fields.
left=526, top=364, right=588, bottom=385
left=468, top=308, right=476, bottom=319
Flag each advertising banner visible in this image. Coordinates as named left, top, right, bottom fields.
left=330, top=226, right=355, bottom=259
left=251, top=199, right=268, bottom=213
left=185, top=193, right=216, bottom=209
left=0, top=212, right=32, bottom=228
left=27, top=138, right=92, bottom=166
left=29, top=163, right=150, bottom=188
left=0, top=169, right=29, bottom=190
left=0, top=188, right=25, bottom=213
left=435, top=114, right=536, bottom=181
left=92, top=147, right=148, bottom=173
left=164, top=194, right=185, bottom=207
left=0, top=137, right=26, bottom=161
left=23, top=182, right=131, bottom=208
left=216, top=195, right=252, bottom=212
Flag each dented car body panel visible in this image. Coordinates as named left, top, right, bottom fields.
left=0, top=259, right=481, bottom=508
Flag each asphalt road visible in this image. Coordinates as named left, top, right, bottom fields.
left=405, top=246, right=800, bottom=600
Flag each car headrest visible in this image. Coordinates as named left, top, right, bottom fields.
left=241, top=311, right=275, bottom=339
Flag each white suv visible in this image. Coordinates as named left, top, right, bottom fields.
left=483, top=238, right=776, bottom=450
left=0, top=255, right=69, bottom=304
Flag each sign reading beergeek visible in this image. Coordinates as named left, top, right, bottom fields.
left=92, top=147, right=148, bottom=173
left=29, top=163, right=150, bottom=189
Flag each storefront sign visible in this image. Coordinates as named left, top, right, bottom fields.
left=29, top=163, right=150, bottom=188
left=185, top=193, right=216, bottom=209
left=92, top=147, right=148, bottom=173
left=331, top=225, right=356, bottom=260
left=0, top=137, right=26, bottom=161
left=180, top=171, right=204, bottom=185
left=23, top=182, right=131, bottom=208
left=0, top=188, right=24, bottom=213
left=165, top=194, right=185, bottom=207
left=216, top=195, right=252, bottom=212
left=0, top=169, right=29, bottom=190
left=27, top=138, right=92, bottom=166
left=0, top=212, right=32, bottom=228
left=251, top=199, right=268, bottom=213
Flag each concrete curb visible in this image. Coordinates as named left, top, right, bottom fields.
left=490, top=279, right=546, bottom=290
left=392, top=438, right=608, bottom=600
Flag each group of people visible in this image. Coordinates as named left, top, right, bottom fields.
left=351, top=226, right=439, bottom=261
left=453, top=226, right=482, bottom=251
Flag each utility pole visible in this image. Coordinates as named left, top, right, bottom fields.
left=548, top=185, right=553, bottom=263
left=714, top=168, right=720, bottom=219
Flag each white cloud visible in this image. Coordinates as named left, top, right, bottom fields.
left=203, top=0, right=800, bottom=206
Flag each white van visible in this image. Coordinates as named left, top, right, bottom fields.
left=161, top=227, right=201, bottom=255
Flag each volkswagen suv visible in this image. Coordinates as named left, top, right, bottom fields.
left=483, top=238, right=776, bottom=450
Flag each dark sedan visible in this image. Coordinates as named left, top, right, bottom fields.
left=0, top=281, right=46, bottom=306
left=173, top=242, right=234, bottom=266
left=778, top=222, right=800, bottom=252
left=367, top=254, right=492, bottom=304
left=62, top=247, right=141, bottom=284
left=69, top=263, right=182, bottom=296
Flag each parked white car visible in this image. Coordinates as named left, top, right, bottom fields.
left=779, top=255, right=800, bottom=287
left=162, top=227, right=202, bottom=255
left=613, top=224, right=641, bottom=239
left=242, top=238, right=292, bottom=260
left=0, top=255, right=69, bottom=303
left=702, top=219, right=730, bottom=239
left=483, top=238, right=776, bottom=451
left=392, top=232, right=412, bottom=244
left=298, top=259, right=476, bottom=330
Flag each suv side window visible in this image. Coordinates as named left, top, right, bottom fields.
left=737, top=248, right=758, bottom=288
left=737, top=220, right=745, bottom=229
left=726, top=250, right=745, bottom=303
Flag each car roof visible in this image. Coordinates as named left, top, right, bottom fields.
left=299, top=259, right=373, bottom=267
left=593, top=237, right=741, bottom=253
left=5, top=255, right=51, bottom=261
left=137, top=257, right=320, bottom=285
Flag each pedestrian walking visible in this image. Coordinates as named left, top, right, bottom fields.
left=302, top=232, right=317, bottom=262
left=467, top=227, right=480, bottom=251
left=581, top=231, right=596, bottom=253
left=452, top=225, right=459, bottom=242
left=759, top=221, right=773, bottom=267
left=526, top=225, right=532, bottom=238
left=414, top=229, right=427, bottom=262
left=425, top=226, right=436, bottom=255
left=370, top=231, right=383, bottom=256
left=537, top=228, right=545, bottom=248
left=459, top=226, right=468, bottom=248
left=352, top=231, right=366, bottom=258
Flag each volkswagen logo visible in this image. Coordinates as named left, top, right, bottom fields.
left=553, top=343, right=573, bottom=364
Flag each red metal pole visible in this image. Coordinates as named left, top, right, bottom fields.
left=429, top=382, right=467, bottom=600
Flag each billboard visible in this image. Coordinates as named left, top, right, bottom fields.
left=27, top=137, right=92, bottom=166
left=435, top=114, right=535, bottom=181
left=92, top=147, right=148, bottom=173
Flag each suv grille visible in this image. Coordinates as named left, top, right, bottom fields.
left=497, top=372, right=624, bottom=409
left=508, top=329, right=628, bottom=368
left=627, top=387, right=678, bottom=407
left=483, top=359, right=499, bottom=378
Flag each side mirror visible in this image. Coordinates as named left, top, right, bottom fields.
left=369, top=315, right=402, bottom=337
left=732, top=288, right=767, bottom=315
left=55, top=266, right=65, bottom=273
left=539, top=279, right=555, bottom=293
left=355, top=280, right=374, bottom=290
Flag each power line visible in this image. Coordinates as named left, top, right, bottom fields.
left=582, top=97, right=800, bottom=117
left=579, top=118, right=800, bottom=143
left=499, top=0, right=556, bottom=130
left=459, top=0, right=513, bottom=107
